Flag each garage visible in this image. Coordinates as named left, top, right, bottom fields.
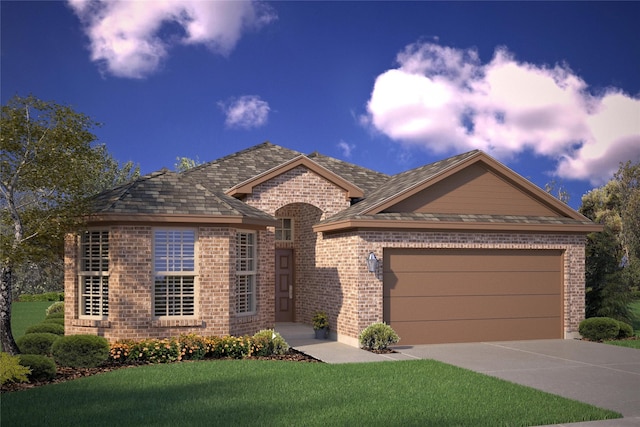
left=383, top=248, right=563, bottom=345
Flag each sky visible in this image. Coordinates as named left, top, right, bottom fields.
left=2, top=1, right=639, bottom=210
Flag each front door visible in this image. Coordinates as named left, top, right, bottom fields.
left=275, top=249, right=294, bottom=322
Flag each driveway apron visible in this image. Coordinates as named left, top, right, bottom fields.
left=393, top=339, right=640, bottom=418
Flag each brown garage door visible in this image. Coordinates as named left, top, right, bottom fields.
left=383, top=248, right=563, bottom=345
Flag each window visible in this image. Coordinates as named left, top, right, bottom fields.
left=79, top=230, right=109, bottom=318
left=236, top=231, right=256, bottom=315
left=154, top=230, right=196, bottom=317
left=275, top=218, right=293, bottom=241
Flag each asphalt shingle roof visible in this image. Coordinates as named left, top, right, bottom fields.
left=89, top=142, right=592, bottom=229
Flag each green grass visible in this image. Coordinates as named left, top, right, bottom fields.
left=605, top=339, right=640, bottom=349
left=1, top=359, right=619, bottom=426
left=10, top=301, right=52, bottom=340
left=630, top=300, right=640, bottom=334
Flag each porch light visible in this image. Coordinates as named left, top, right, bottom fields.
left=367, top=252, right=379, bottom=273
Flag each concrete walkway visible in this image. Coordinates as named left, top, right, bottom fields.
left=275, top=322, right=640, bottom=426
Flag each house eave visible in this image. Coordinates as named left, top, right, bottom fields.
left=313, top=219, right=604, bottom=234
left=85, top=213, right=277, bottom=228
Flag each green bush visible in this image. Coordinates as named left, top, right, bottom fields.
left=128, top=338, right=181, bottom=364
left=42, top=317, right=65, bottom=327
left=19, top=292, right=64, bottom=302
left=178, top=334, right=208, bottom=361
left=251, top=329, right=290, bottom=356
left=46, top=311, right=65, bottom=320
left=359, top=322, right=400, bottom=350
left=18, top=354, right=57, bottom=382
left=617, top=320, right=634, bottom=339
left=0, top=353, right=31, bottom=385
left=25, top=322, right=65, bottom=336
left=208, top=336, right=252, bottom=359
left=579, top=317, right=620, bottom=341
left=52, top=335, right=110, bottom=368
left=46, top=301, right=65, bottom=317
left=16, top=333, right=60, bottom=356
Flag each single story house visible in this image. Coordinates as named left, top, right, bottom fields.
left=64, top=142, right=601, bottom=346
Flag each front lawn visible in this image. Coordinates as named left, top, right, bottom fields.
left=1, top=359, right=619, bottom=426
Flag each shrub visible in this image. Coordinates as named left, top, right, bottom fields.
left=16, top=333, right=60, bottom=356
left=359, top=322, right=400, bottom=350
left=42, top=317, right=65, bottom=326
left=178, top=334, right=208, bottom=361
left=19, top=292, right=64, bottom=302
left=252, top=329, right=289, bottom=356
left=25, top=322, right=65, bottom=336
left=128, top=338, right=181, bottom=364
left=46, top=311, right=64, bottom=320
left=209, top=336, right=252, bottom=359
left=312, top=311, right=329, bottom=330
left=46, top=301, right=65, bottom=317
left=579, top=317, right=620, bottom=341
left=109, top=341, right=133, bottom=364
left=0, top=353, right=31, bottom=385
left=52, top=335, right=110, bottom=368
left=617, top=320, right=634, bottom=339
left=18, top=354, right=57, bottom=382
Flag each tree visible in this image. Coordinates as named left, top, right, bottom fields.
left=544, top=179, right=570, bottom=204
left=174, top=156, right=202, bottom=172
left=1, top=95, right=138, bottom=354
left=579, top=160, right=640, bottom=324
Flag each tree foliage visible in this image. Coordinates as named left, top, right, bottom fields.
left=174, top=156, right=202, bottom=172
left=580, top=160, right=640, bottom=324
left=1, top=94, right=139, bottom=354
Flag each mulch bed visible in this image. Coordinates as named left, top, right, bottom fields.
left=1, top=349, right=320, bottom=394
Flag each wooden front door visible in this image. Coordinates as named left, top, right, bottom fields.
left=275, top=249, right=294, bottom=322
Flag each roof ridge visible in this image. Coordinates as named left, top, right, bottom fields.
left=90, top=169, right=171, bottom=212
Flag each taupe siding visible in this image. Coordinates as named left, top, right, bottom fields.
left=383, top=248, right=563, bottom=344
left=385, top=164, right=560, bottom=216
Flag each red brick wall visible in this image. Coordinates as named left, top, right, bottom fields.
left=65, top=226, right=273, bottom=341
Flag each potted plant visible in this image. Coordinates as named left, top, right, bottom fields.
left=312, top=311, right=329, bottom=339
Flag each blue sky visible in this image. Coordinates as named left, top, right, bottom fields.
left=2, top=1, right=639, bottom=209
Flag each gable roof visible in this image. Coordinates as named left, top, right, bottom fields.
left=225, top=155, right=365, bottom=199
left=86, top=141, right=384, bottom=226
left=315, top=150, right=601, bottom=233
left=87, top=142, right=599, bottom=233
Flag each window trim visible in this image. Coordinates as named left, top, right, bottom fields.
left=78, top=230, right=109, bottom=320
left=235, top=230, right=257, bottom=316
left=153, top=228, right=198, bottom=319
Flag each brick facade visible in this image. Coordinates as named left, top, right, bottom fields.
left=65, top=159, right=589, bottom=346
left=65, top=225, right=273, bottom=341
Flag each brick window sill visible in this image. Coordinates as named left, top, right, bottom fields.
left=72, top=319, right=111, bottom=328
left=151, top=318, right=204, bottom=328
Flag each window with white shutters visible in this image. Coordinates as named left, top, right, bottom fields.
left=235, top=231, right=256, bottom=315
left=154, top=230, right=196, bottom=317
left=79, top=230, right=109, bottom=318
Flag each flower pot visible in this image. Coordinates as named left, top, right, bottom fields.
left=314, top=327, right=329, bottom=339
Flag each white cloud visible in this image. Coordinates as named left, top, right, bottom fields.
left=364, top=41, right=640, bottom=185
left=67, top=0, right=276, bottom=78
left=337, top=140, right=355, bottom=158
left=219, top=95, right=270, bottom=129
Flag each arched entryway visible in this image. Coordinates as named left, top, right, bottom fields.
left=274, top=203, right=323, bottom=322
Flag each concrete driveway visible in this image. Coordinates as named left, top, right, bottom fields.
left=393, top=339, right=640, bottom=419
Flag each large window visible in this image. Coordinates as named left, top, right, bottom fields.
left=79, top=230, right=109, bottom=318
left=236, top=231, right=256, bottom=315
left=154, top=230, right=196, bottom=317
left=275, top=218, right=293, bottom=241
